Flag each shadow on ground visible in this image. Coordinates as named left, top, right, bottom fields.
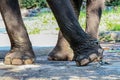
left=0, top=46, right=53, bottom=59
left=0, top=45, right=120, bottom=80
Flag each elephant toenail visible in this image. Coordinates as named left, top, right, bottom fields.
left=80, top=59, right=89, bottom=66
left=24, top=58, right=34, bottom=64
left=4, top=57, right=12, bottom=65
left=89, top=53, right=97, bottom=61
left=12, top=58, right=23, bottom=65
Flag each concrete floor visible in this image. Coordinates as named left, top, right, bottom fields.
left=0, top=34, right=120, bottom=80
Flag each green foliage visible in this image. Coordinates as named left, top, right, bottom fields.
left=36, top=0, right=47, bottom=8
left=107, top=23, right=120, bottom=31
left=29, top=27, right=40, bottom=34
left=78, top=11, right=120, bottom=31
left=99, top=32, right=112, bottom=42
left=100, top=6, right=120, bottom=31
left=24, top=12, right=58, bottom=34
left=19, top=0, right=47, bottom=9
left=100, top=34, right=112, bottom=42
left=23, top=6, right=120, bottom=35
left=55, top=27, right=60, bottom=31
left=26, top=24, right=40, bottom=34
left=105, top=0, right=120, bottom=6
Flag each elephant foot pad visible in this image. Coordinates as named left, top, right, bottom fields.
left=4, top=58, right=34, bottom=65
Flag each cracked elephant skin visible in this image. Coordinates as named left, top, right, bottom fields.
left=47, top=0, right=104, bottom=66
left=0, top=0, right=104, bottom=66
left=48, top=0, right=105, bottom=61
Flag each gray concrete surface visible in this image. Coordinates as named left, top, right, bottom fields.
left=0, top=33, right=120, bottom=80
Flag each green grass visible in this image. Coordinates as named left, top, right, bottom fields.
left=79, top=6, right=120, bottom=31
left=78, top=11, right=86, bottom=29
left=100, top=6, right=120, bottom=31
left=23, top=12, right=58, bottom=34
left=24, top=6, right=120, bottom=34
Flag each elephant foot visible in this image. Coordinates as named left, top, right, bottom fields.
left=73, top=40, right=103, bottom=66
left=48, top=46, right=74, bottom=61
left=4, top=49, right=35, bottom=65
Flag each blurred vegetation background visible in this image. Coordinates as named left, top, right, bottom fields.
left=105, top=0, right=120, bottom=6
left=18, top=0, right=120, bottom=31
left=18, top=0, right=120, bottom=9
left=17, top=0, right=120, bottom=42
left=19, top=0, right=48, bottom=9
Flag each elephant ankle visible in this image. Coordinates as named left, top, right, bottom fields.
left=70, top=39, right=103, bottom=66
left=72, top=39, right=99, bottom=52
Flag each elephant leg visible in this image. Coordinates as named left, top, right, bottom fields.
left=47, top=0, right=103, bottom=66
left=85, top=0, right=105, bottom=39
left=48, top=0, right=83, bottom=61
left=0, top=0, right=35, bottom=65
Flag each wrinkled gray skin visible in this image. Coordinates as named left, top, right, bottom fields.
left=47, top=0, right=104, bottom=66
left=0, top=0, right=104, bottom=66
left=48, top=0, right=82, bottom=61
left=48, top=0, right=105, bottom=61
left=0, top=0, right=35, bottom=65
